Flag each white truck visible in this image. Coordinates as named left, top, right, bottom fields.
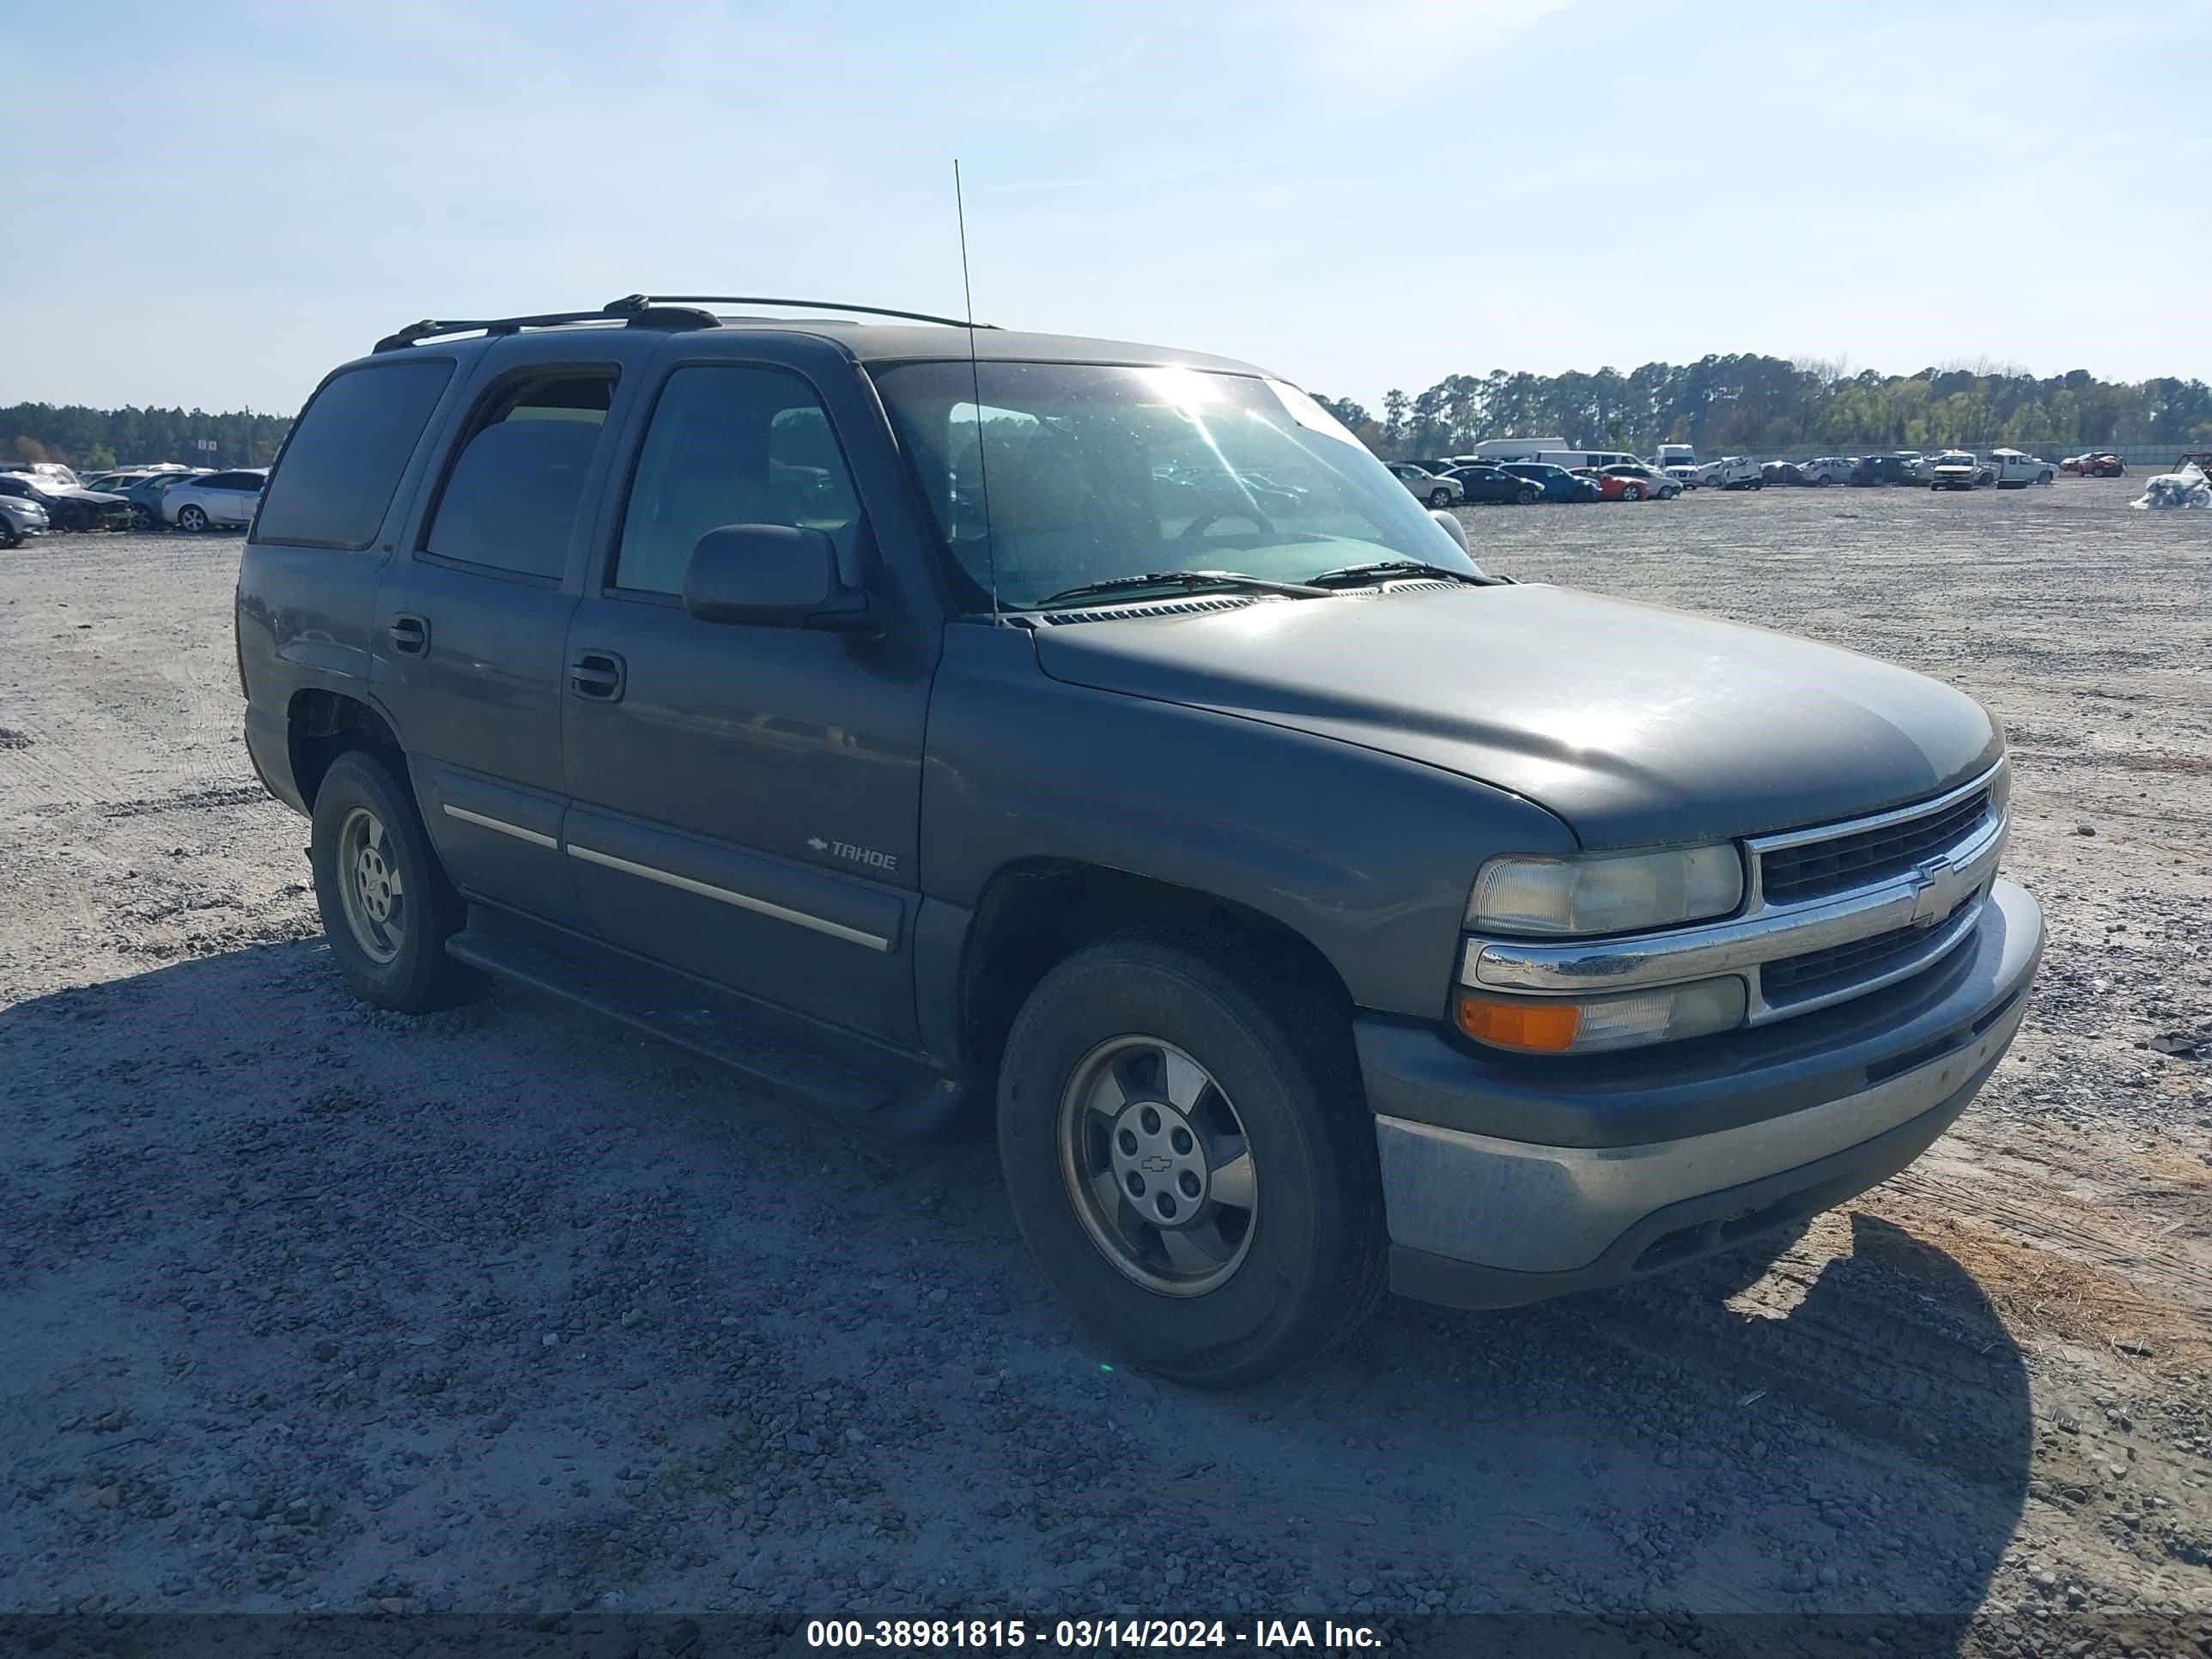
left=1697, top=456, right=1763, bottom=490
left=1984, top=448, right=2057, bottom=489
left=1654, top=444, right=1700, bottom=489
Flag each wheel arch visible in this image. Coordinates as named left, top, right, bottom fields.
left=288, top=688, right=403, bottom=812
left=955, top=859, right=1354, bottom=1091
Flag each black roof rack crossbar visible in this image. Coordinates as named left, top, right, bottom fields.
left=604, top=294, right=997, bottom=330
left=372, top=303, right=720, bottom=355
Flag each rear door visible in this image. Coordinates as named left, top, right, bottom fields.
left=557, top=349, right=934, bottom=1047
left=372, top=349, right=644, bottom=927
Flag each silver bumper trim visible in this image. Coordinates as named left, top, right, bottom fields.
left=1375, top=983, right=2025, bottom=1275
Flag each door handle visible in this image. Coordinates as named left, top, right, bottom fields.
left=569, top=650, right=626, bottom=702
left=387, top=614, right=429, bottom=656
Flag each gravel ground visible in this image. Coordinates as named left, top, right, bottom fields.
left=2, top=479, right=2209, bottom=1652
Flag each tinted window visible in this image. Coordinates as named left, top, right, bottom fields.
left=612, top=366, right=863, bottom=597
left=421, top=373, right=614, bottom=580
left=256, top=359, right=456, bottom=550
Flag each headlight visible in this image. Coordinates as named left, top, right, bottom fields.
left=1468, top=844, right=1744, bottom=936
left=1455, top=976, right=1747, bottom=1054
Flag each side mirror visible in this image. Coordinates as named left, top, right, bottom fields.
left=1430, top=508, right=1471, bottom=554
left=682, top=524, right=878, bottom=633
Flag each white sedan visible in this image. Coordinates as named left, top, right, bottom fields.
left=162, top=469, right=269, bottom=532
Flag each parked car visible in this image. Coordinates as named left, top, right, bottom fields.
left=1983, top=449, right=2056, bottom=488
left=1499, top=461, right=1599, bottom=502
left=1697, top=456, right=1763, bottom=490
left=2075, top=453, right=2126, bottom=477
left=121, top=469, right=210, bottom=528
left=1595, top=463, right=1680, bottom=501
left=1929, top=452, right=1981, bottom=490
left=1849, top=454, right=1922, bottom=487
left=0, top=471, right=131, bottom=531
left=1443, top=464, right=1540, bottom=505
left=237, top=295, right=2044, bottom=1386
left=0, top=489, right=51, bottom=547
left=1760, top=461, right=1811, bottom=488
left=1802, top=457, right=1856, bottom=486
left=1388, top=462, right=1462, bottom=508
left=161, top=468, right=269, bottom=531
left=2, top=461, right=82, bottom=489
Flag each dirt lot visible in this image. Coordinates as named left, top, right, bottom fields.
left=2, top=478, right=2209, bottom=1653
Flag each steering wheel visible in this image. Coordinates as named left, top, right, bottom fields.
left=1178, top=493, right=1277, bottom=539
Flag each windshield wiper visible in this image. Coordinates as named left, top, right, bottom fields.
left=1302, top=559, right=1490, bottom=588
left=1035, top=569, right=1331, bottom=608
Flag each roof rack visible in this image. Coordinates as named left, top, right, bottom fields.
left=371, top=301, right=720, bottom=355
left=603, top=294, right=996, bottom=329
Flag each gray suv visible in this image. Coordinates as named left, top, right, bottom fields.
left=236, top=296, right=2044, bottom=1386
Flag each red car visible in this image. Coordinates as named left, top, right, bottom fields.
left=2061, top=453, right=2126, bottom=477
left=1591, top=463, right=1681, bottom=501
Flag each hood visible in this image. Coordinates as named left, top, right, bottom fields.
left=1031, top=583, right=2001, bottom=849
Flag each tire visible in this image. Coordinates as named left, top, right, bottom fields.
left=175, top=503, right=208, bottom=532
left=1660, top=486, right=1679, bottom=500
left=1815, top=474, right=1832, bottom=486
left=309, top=749, right=484, bottom=1014
left=130, top=505, right=155, bottom=531
left=0, top=521, right=19, bottom=550
left=1515, top=486, right=1537, bottom=505
left=1426, top=487, right=1453, bottom=509
left=2039, top=471, right=2053, bottom=485
left=1621, top=483, right=1644, bottom=501
left=996, top=930, right=1388, bottom=1388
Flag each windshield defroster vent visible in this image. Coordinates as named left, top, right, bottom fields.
left=1033, top=596, right=1261, bottom=625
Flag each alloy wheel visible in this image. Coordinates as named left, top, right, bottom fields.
left=1057, top=1036, right=1259, bottom=1297
left=335, top=805, right=406, bottom=965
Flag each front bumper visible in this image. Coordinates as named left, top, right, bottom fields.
left=1362, top=878, right=2042, bottom=1308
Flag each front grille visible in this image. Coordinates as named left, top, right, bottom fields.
left=1759, top=787, right=1990, bottom=907
left=1761, top=896, right=1973, bottom=1006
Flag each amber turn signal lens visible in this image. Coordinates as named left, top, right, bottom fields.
left=1455, top=993, right=1583, bottom=1053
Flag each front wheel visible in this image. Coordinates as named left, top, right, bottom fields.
left=174, top=503, right=208, bottom=532
left=130, top=505, right=155, bottom=530
left=0, top=521, right=20, bottom=550
left=1515, top=486, right=1537, bottom=505
left=310, top=749, right=484, bottom=1013
left=1426, top=487, right=1453, bottom=508
left=997, top=932, right=1387, bottom=1388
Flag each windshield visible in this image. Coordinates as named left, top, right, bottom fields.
left=873, top=361, right=1484, bottom=611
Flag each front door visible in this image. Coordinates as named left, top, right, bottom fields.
left=373, top=359, right=629, bottom=927
left=560, top=359, right=931, bottom=1048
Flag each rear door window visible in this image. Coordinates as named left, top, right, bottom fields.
left=255, top=359, right=456, bottom=550
left=419, top=371, right=616, bottom=581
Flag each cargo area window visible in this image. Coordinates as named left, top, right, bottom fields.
left=418, top=372, right=615, bottom=580
left=254, top=358, right=455, bottom=550
left=611, top=366, right=864, bottom=597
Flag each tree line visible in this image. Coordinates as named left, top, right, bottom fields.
left=9, top=355, right=2212, bottom=476
left=3, top=403, right=292, bottom=473
left=1310, top=356, right=2212, bottom=461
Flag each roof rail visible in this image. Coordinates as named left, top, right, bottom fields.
left=604, top=294, right=996, bottom=330
left=371, top=302, right=720, bottom=355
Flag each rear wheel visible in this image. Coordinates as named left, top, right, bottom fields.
left=997, top=931, right=1387, bottom=1388
left=310, top=749, right=484, bottom=1013
left=1621, top=483, right=1644, bottom=501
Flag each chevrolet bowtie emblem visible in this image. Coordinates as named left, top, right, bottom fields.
left=1907, top=855, right=1954, bottom=927
left=1141, top=1156, right=1172, bottom=1174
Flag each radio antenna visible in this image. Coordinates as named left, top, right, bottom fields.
left=954, top=160, right=1000, bottom=623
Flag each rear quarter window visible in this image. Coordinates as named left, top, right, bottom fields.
left=255, top=359, right=457, bottom=550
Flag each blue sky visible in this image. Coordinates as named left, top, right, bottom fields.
left=9, top=0, right=2209, bottom=414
